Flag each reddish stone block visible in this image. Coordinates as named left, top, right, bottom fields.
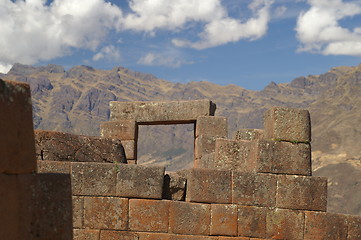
left=347, top=215, right=361, bottom=240
left=116, top=164, right=165, bottom=199
left=74, top=229, right=100, bottom=240
left=18, top=173, right=73, bottom=240
left=234, top=129, right=264, bottom=141
left=71, top=162, right=116, bottom=196
left=232, top=172, right=277, bottom=207
left=169, top=235, right=217, bottom=240
left=110, top=100, right=216, bottom=123
left=122, top=140, right=136, bottom=160
left=100, top=120, right=137, bottom=140
left=210, top=204, right=237, bottom=236
left=127, top=159, right=137, bottom=164
left=266, top=208, right=304, bottom=240
left=219, top=237, right=249, bottom=240
left=37, top=160, right=71, bottom=173
left=138, top=232, right=170, bottom=240
left=195, top=116, right=228, bottom=138
left=257, top=140, right=311, bottom=176
left=194, top=153, right=215, bottom=169
left=214, top=139, right=258, bottom=172
left=100, top=231, right=139, bottom=240
left=0, top=174, right=19, bottom=239
left=84, top=197, right=128, bottom=230
left=237, top=205, right=266, bottom=238
left=304, top=211, right=347, bottom=240
left=169, top=201, right=210, bottom=235
left=0, top=79, right=36, bottom=174
left=163, top=172, right=186, bottom=201
left=276, top=175, right=327, bottom=211
left=195, top=135, right=220, bottom=160
left=264, top=107, right=311, bottom=143
left=73, top=196, right=84, bottom=228
left=186, top=168, right=232, bottom=204
left=129, top=199, right=170, bottom=232
left=35, top=130, right=126, bottom=163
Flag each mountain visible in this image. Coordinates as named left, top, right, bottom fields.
left=1, top=63, right=361, bottom=215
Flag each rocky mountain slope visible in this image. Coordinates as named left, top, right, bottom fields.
left=1, top=63, right=361, bottom=215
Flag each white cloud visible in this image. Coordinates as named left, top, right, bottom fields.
left=92, top=45, right=121, bottom=62
left=296, top=0, right=361, bottom=56
left=171, top=0, right=274, bottom=49
left=137, top=49, right=194, bottom=68
left=0, top=0, right=123, bottom=72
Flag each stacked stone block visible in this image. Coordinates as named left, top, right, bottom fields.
left=0, top=79, right=72, bottom=239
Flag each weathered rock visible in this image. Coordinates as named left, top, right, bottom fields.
left=100, top=120, right=137, bottom=140
left=210, top=204, right=237, bottom=236
left=237, top=205, right=267, bottom=238
left=162, top=172, right=187, bottom=201
left=234, top=129, right=264, bottom=141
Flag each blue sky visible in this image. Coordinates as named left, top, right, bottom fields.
left=2, top=0, right=361, bottom=90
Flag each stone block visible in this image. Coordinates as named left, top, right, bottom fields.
left=194, top=153, right=215, bottom=169
left=127, top=159, right=137, bottom=164
left=195, top=135, right=220, bottom=160
left=347, top=215, right=361, bottom=240
left=129, top=199, right=170, bottom=232
left=100, top=231, right=139, bottom=240
left=18, top=173, right=73, bottom=240
left=74, top=229, right=100, bottom=240
left=73, top=196, right=84, bottom=228
left=169, top=235, right=217, bottom=240
left=264, top=107, right=311, bottom=143
left=71, top=162, right=116, bottom=196
left=214, top=139, right=258, bottom=172
left=110, top=100, right=216, bottom=123
left=116, top=164, right=165, bottom=199
left=186, top=168, right=232, bottom=204
left=266, top=208, right=304, bottom=240
left=122, top=140, right=136, bottom=160
left=163, top=172, right=186, bottom=201
left=257, top=140, right=311, bottom=175
left=234, top=129, right=264, bottom=141
left=138, top=232, right=170, bottom=240
left=100, top=120, right=137, bottom=140
left=169, top=201, right=210, bottom=235
left=276, top=175, right=327, bottom=211
left=84, top=197, right=128, bottom=230
left=195, top=116, right=228, bottom=138
left=0, top=79, right=36, bottom=174
left=237, top=205, right=267, bottom=238
left=0, top=174, right=19, bottom=239
left=304, top=211, right=347, bottom=240
left=35, top=130, right=126, bottom=163
left=232, top=172, right=277, bottom=207
left=210, top=204, right=237, bottom=236
left=219, top=237, right=249, bottom=240
left=37, top=160, right=71, bottom=173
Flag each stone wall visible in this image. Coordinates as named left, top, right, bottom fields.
left=1, top=79, right=360, bottom=240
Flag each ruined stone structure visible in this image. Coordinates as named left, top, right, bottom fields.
left=1, top=78, right=361, bottom=240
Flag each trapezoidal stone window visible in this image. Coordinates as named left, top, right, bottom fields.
left=100, top=100, right=228, bottom=169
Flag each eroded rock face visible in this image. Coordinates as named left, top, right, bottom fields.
left=35, top=130, right=126, bottom=163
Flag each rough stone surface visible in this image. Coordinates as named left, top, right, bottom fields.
left=210, top=204, right=237, bottom=236
left=121, top=140, right=136, bottom=160
left=100, top=120, right=137, bottom=140
left=195, top=116, right=228, bottom=138
left=276, top=175, right=327, bottom=211
left=100, top=231, right=139, bottom=240
left=257, top=140, right=311, bottom=175
left=169, top=201, right=210, bottom=235
left=214, top=139, right=258, bottom=172
left=232, top=172, right=277, bottom=207
left=194, top=153, right=215, bottom=169
left=116, top=164, right=165, bottom=199
left=84, top=197, right=128, bottom=230
left=237, top=205, right=267, bottom=238
left=129, top=199, right=170, bottom=232
left=234, top=129, right=264, bottom=141
left=264, top=107, right=311, bottom=143
left=0, top=79, right=36, bottom=174
left=137, top=232, right=170, bottom=240
left=195, top=135, right=221, bottom=160
left=18, top=173, right=73, bottom=240
left=304, top=211, right=348, bottom=240
left=169, top=235, right=217, bottom=240
left=347, top=215, right=361, bottom=240
left=186, top=168, right=232, bottom=204
left=0, top=174, right=18, bottom=239
left=266, top=208, right=304, bottom=240
left=73, top=229, right=100, bottom=240
left=162, top=172, right=186, bottom=201
left=71, top=162, right=116, bottom=196
left=37, top=160, right=71, bottom=173
left=110, top=100, right=216, bottom=123
left=73, top=196, right=84, bottom=228
left=35, top=130, right=126, bottom=163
